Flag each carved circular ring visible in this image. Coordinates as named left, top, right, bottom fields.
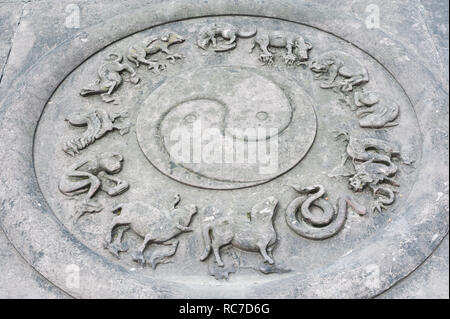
left=0, top=0, right=447, bottom=298
left=136, top=65, right=317, bottom=189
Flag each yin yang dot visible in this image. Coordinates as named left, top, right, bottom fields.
left=183, top=112, right=198, bottom=124
left=256, top=111, right=269, bottom=121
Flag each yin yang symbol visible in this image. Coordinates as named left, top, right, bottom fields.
left=137, top=66, right=317, bottom=189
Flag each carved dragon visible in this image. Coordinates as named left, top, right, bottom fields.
left=330, top=132, right=407, bottom=213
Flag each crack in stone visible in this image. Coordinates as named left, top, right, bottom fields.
left=0, top=1, right=27, bottom=87
left=417, top=0, right=449, bottom=89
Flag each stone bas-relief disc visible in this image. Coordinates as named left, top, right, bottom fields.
left=137, top=66, right=317, bottom=189
left=0, top=1, right=447, bottom=299
left=33, top=14, right=423, bottom=289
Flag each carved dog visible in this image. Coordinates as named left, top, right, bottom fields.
left=310, top=50, right=369, bottom=92
left=197, top=22, right=257, bottom=51
left=199, top=196, right=278, bottom=267
left=104, top=194, right=197, bottom=265
left=249, top=30, right=312, bottom=65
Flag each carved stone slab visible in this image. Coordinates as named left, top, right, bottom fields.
left=0, top=0, right=448, bottom=299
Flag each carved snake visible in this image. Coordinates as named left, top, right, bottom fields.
left=285, top=185, right=366, bottom=240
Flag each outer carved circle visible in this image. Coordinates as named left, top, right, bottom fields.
left=0, top=0, right=447, bottom=298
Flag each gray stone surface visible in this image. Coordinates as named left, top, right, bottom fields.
left=0, top=1, right=22, bottom=86
left=378, top=234, right=449, bottom=299
left=0, top=0, right=448, bottom=298
left=0, top=228, right=68, bottom=298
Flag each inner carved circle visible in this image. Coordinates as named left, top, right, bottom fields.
left=136, top=66, right=317, bottom=189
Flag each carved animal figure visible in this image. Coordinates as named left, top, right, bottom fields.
left=147, top=240, right=179, bottom=269
left=63, top=109, right=130, bottom=156
left=199, top=196, right=278, bottom=267
left=59, top=152, right=129, bottom=221
left=197, top=23, right=257, bottom=52
left=285, top=185, right=366, bottom=240
left=353, top=91, right=399, bottom=128
left=80, top=53, right=139, bottom=103
left=104, top=194, right=197, bottom=266
left=127, top=31, right=185, bottom=70
left=310, top=51, right=369, bottom=92
left=332, top=132, right=403, bottom=213
left=249, top=30, right=313, bottom=65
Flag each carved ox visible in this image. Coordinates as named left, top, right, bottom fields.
left=104, top=194, right=197, bottom=266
